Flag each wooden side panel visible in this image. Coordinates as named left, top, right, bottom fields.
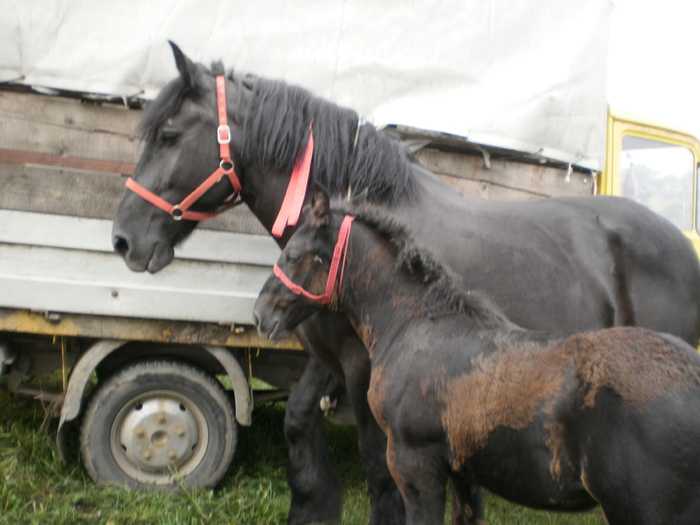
left=416, top=148, right=594, bottom=200
left=0, top=91, right=267, bottom=235
left=0, top=163, right=267, bottom=234
left=0, top=91, right=141, bottom=163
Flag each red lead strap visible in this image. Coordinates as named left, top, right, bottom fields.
left=273, top=215, right=355, bottom=305
left=271, top=122, right=315, bottom=237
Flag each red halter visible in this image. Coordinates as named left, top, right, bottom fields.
left=125, top=74, right=314, bottom=231
left=126, top=75, right=242, bottom=221
left=273, top=215, right=355, bottom=306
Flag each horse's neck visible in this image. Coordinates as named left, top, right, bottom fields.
left=240, top=118, right=474, bottom=249
left=240, top=164, right=303, bottom=247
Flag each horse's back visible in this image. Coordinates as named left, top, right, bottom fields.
left=403, top=177, right=700, bottom=344
left=550, top=196, right=700, bottom=344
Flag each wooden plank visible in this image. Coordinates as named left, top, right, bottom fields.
left=0, top=308, right=302, bottom=350
left=416, top=148, right=594, bottom=199
left=436, top=174, right=542, bottom=201
left=0, top=162, right=268, bottom=235
left=0, top=162, right=125, bottom=219
left=0, top=91, right=142, bottom=164
left=0, top=149, right=135, bottom=175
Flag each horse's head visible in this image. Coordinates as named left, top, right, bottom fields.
left=112, top=42, right=251, bottom=272
left=253, top=190, right=345, bottom=339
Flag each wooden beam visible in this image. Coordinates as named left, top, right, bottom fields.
left=0, top=149, right=135, bottom=175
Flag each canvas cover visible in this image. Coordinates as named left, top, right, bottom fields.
left=0, top=0, right=610, bottom=170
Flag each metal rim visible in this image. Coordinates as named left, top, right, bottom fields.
left=110, top=390, right=209, bottom=485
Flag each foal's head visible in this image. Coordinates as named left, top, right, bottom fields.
left=253, top=190, right=343, bottom=339
left=253, top=189, right=508, bottom=339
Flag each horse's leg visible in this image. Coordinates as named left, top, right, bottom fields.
left=342, top=339, right=406, bottom=525
left=449, top=473, right=486, bottom=525
left=295, top=314, right=406, bottom=525
left=285, top=356, right=346, bottom=525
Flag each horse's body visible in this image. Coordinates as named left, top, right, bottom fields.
left=253, top=194, right=700, bottom=525
left=111, top=43, right=700, bottom=525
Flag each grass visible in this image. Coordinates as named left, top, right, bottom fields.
left=0, top=377, right=606, bottom=525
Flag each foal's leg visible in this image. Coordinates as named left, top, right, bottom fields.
left=285, top=357, right=345, bottom=525
left=343, top=339, right=406, bottom=525
left=387, top=439, right=448, bottom=525
left=449, top=473, right=486, bottom=525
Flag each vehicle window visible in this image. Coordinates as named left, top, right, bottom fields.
left=620, top=135, right=694, bottom=231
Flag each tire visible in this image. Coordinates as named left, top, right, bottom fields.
left=80, top=359, right=237, bottom=489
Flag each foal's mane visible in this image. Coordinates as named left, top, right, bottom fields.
left=139, top=58, right=418, bottom=204
left=333, top=202, right=508, bottom=328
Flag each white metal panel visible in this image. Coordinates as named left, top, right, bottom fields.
left=0, top=0, right=611, bottom=169
left=0, top=211, right=280, bottom=324
left=0, top=210, right=280, bottom=265
left=0, top=243, right=269, bottom=325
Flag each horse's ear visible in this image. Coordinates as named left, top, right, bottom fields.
left=310, top=188, right=331, bottom=227
left=169, top=41, right=202, bottom=92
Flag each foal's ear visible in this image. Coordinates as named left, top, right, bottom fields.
left=310, top=189, right=331, bottom=227
left=169, top=41, right=203, bottom=92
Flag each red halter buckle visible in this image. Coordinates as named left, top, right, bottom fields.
left=273, top=215, right=355, bottom=305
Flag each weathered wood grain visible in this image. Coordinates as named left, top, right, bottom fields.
left=0, top=91, right=141, bottom=163
left=0, top=163, right=267, bottom=235
left=416, top=147, right=593, bottom=200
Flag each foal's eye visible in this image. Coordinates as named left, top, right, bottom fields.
left=286, top=253, right=301, bottom=264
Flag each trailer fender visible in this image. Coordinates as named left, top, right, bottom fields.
left=202, top=345, right=252, bottom=427
left=56, top=339, right=252, bottom=462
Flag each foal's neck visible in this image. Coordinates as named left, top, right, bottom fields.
left=338, top=226, right=441, bottom=356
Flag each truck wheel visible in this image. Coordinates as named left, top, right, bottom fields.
left=80, top=359, right=237, bottom=489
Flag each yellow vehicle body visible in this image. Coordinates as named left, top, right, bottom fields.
left=601, top=110, right=700, bottom=256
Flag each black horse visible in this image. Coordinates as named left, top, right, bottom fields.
left=112, top=43, right=700, bottom=525
left=253, top=191, right=700, bottom=525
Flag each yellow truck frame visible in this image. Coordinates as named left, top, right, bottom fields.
left=602, top=109, right=700, bottom=255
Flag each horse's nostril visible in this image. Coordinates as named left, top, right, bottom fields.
left=113, top=235, right=129, bottom=256
left=252, top=311, right=260, bottom=328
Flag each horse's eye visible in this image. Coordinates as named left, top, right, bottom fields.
left=159, top=129, right=180, bottom=145
left=286, top=253, right=301, bottom=264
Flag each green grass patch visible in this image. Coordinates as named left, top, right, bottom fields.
left=0, top=380, right=605, bottom=524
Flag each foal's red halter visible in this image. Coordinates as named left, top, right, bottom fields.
left=125, top=74, right=314, bottom=232
left=273, top=215, right=355, bottom=306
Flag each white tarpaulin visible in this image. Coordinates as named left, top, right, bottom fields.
left=0, top=0, right=611, bottom=170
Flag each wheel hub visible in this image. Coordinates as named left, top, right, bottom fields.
left=111, top=391, right=208, bottom=484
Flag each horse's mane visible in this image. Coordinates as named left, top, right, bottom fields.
left=333, top=202, right=508, bottom=328
left=242, top=76, right=419, bottom=204
left=138, top=58, right=419, bottom=204
left=138, top=76, right=188, bottom=142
